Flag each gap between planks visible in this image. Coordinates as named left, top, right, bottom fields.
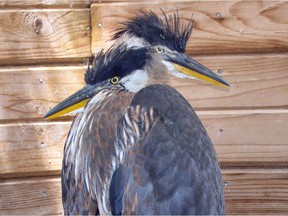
left=1, top=108, right=288, bottom=126
left=1, top=167, right=288, bottom=182
left=0, top=52, right=287, bottom=69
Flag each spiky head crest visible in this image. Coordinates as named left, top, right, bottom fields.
left=85, top=44, right=149, bottom=85
left=113, top=10, right=193, bottom=53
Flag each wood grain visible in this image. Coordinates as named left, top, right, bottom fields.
left=0, top=9, right=91, bottom=65
left=0, top=122, right=70, bottom=178
left=1, top=112, right=288, bottom=177
left=223, top=168, right=288, bottom=215
left=0, top=0, right=171, bottom=8
left=0, top=65, right=86, bottom=121
left=1, top=54, right=287, bottom=120
left=201, top=111, right=288, bottom=167
left=0, top=0, right=93, bottom=8
left=92, top=1, right=288, bottom=55
left=1, top=169, right=287, bottom=214
left=0, top=176, right=63, bottom=215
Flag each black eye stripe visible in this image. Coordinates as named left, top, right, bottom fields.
left=84, top=46, right=148, bottom=85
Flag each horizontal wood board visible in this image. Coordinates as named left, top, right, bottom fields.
left=1, top=169, right=287, bottom=214
left=0, top=0, right=94, bottom=8
left=0, top=0, right=180, bottom=8
left=92, top=1, right=288, bottom=55
left=0, top=64, right=87, bottom=121
left=0, top=9, right=91, bottom=65
left=1, top=111, right=288, bottom=177
left=0, top=54, right=287, bottom=121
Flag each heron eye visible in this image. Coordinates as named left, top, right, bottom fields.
left=156, top=46, right=164, bottom=53
left=110, top=76, right=119, bottom=84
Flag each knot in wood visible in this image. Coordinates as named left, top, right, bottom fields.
left=34, top=18, right=43, bottom=34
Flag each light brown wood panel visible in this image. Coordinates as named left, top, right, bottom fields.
left=0, top=65, right=86, bottom=121
left=0, top=176, right=63, bottom=215
left=1, top=54, right=287, bottom=121
left=0, top=0, right=174, bottom=8
left=1, top=169, right=288, bottom=214
left=92, top=1, right=288, bottom=55
left=223, top=168, right=288, bottom=214
left=0, top=0, right=93, bottom=8
left=0, top=122, right=70, bottom=178
left=201, top=111, right=288, bottom=166
left=1, top=112, right=288, bottom=177
left=0, top=9, right=91, bottom=65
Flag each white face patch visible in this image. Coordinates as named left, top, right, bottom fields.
left=121, top=69, right=148, bottom=93
left=115, top=32, right=148, bottom=48
left=162, top=60, right=197, bottom=80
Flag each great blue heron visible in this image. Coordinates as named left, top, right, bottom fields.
left=44, top=12, right=228, bottom=215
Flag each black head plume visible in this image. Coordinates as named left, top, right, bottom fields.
left=85, top=44, right=149, bottom=85
left=113, top=10, right=193, bottom=53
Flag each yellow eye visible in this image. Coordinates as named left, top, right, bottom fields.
left=110, top=76, right=119, bottom=84
left=156, top=46, right=164, bottom=53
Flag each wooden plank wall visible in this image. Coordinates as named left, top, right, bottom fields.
left=0, top=0, right=288, bottom=214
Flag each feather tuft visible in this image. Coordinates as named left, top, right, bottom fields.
left=113, top=10, right=193, bottom=53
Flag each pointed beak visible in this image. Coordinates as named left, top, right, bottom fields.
left=164, top=52, right=229, bottom=88
left=44, top=84, right=100, bottom=120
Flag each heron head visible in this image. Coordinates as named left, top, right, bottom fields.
left=113, top=11, right=229, bottom=88
left=146, top=45, right=229, bottom=88
left=44, top=45, right=149, bottom=120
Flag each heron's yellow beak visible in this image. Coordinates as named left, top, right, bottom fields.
left=173, top=64, right=228, bottom=88
left=165, top=52, right=229, bottom=88
left=44, top=85, right=96, bottom=120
